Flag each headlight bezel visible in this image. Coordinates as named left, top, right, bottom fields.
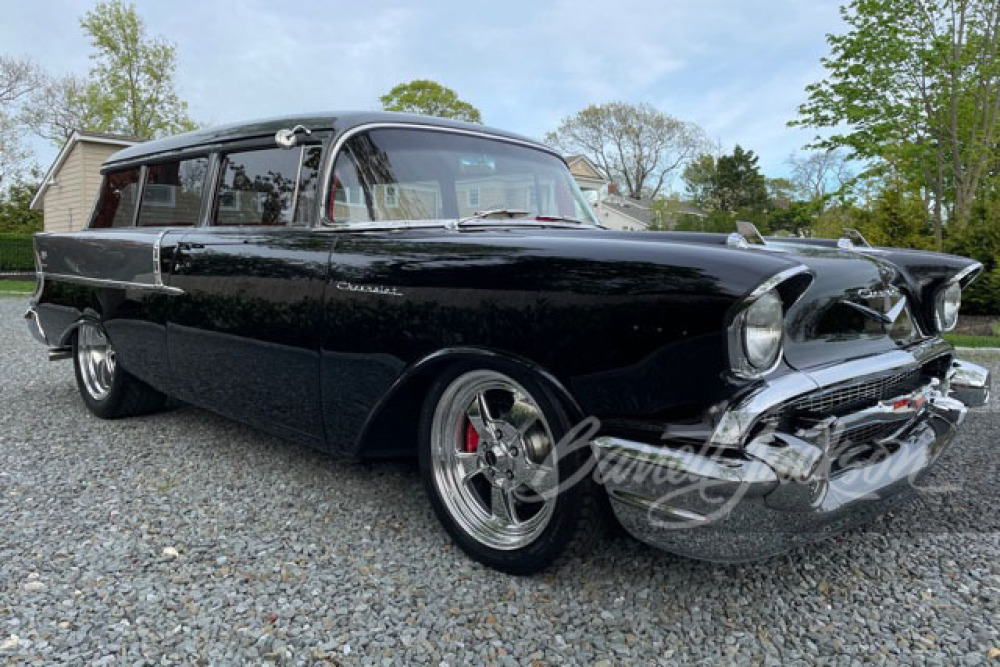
left=726, top=266, right=812, bottom=381
left=731, top=289, right=784, bottom=378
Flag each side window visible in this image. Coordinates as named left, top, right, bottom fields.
left=341, top=133, right=443, bottom=222
left=136, top=157, right=208, bottom=227
left=328, top=149, right=371, bottom=224
left=214, top=146, right=320, bottom=226
left=90, top=168, right=141, bottom=228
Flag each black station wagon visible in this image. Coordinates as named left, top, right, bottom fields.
left=25, top=112, right=991, bottom=573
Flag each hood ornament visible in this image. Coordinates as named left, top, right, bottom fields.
left=843, top=284, right=906, bottom=324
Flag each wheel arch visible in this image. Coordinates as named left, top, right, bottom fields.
left=351, top=347, right=585, bottom=459
left=57, top=309, right=104, bottom=347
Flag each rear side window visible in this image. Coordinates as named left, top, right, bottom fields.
left=136, top=157, right=209, bottom=227
left=214, top=146, right=322, bottom=226
left=90, top=168, right=141, bottom=228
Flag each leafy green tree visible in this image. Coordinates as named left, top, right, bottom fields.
left=0, top=177, right=43, bottom=233
left=791, top=0, right=1000, bottom=243
left=714, top=145, right=769, bottom=214
left=77, top=1, right=195, bottom=139
left=682, top=154, right=717, bottom=208
left=546, top=102, right=707, bottom=199
left=379, top=80, right=482, bottom=124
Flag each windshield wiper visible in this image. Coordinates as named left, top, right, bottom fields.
left=456, top=209, right=531, bottom=226
left=531, top=214, right=589, bottom=225
left=455, top=209, right=591, bottom=228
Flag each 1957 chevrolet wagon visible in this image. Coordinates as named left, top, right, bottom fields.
left=25, top=112, right=991, bottom=573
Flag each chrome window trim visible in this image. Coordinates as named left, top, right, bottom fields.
left=316, top=122, right=588, bottom=233
left=41, top=271, right=184, bottom=296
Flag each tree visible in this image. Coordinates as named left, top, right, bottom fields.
left=0, top=56, right=42, bottom=186
left=791, top=0, right=1000, bottom=245
left=0, top=56, right=41, bottom=106
left=0, top=176, right=43, bottom=233
left=77, top=1, right=195, bottom=138
left=713, top=145, right=769, bottom=214
left=379, top=80, right=482, bottom=123
left=682, top=154, right=717, bottom=208
left=23, top=73, right=104, bottom=146
left=546, top=102, right=707, bottom=199
left=787, top=149, right=853, bottom=212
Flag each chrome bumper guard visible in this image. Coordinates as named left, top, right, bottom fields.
left=592, top=353, right=990, bottom=562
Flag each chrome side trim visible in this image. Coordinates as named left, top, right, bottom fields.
left=41, top=272, right=184, bottom=295
left=152, top=229, right=167, bottom=287
left=316, top=122, right=589, bottom=232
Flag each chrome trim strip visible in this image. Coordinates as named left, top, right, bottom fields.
left=744, top=265, right=813, bottom=304
left=41, top=272, right=184, bottom=295
left=316, top=122, right=589, bottom=232
left=953, top=261, right=984, bottom=288
left=152, top=229, right=167, bottom=287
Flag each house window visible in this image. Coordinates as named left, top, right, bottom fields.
left=384, top=184, right=399, bottom=208
left=467, top=186, right=481, bottom=208
left=136, top=157, right=209, bottom=227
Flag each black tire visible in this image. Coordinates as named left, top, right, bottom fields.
left=73, top=321, right=167, bottom=419
left=418, top=362, right=609, bottom=574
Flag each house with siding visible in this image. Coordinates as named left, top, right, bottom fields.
left=30, top=131, right=141, bottom=232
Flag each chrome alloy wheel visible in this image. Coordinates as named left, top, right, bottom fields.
left=430, top=370, right=560, bottom=550
left=77, top=323, right=117, bottom=401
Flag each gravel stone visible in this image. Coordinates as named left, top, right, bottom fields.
left=2, top=296, right=999, bottom=663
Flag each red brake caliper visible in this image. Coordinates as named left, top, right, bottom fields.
left=464, top=418, right=480, bottom=453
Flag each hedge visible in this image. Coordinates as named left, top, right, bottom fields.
left=0, top=233, right=35, bottom=272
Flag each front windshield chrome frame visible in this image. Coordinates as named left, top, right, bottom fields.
left=317, top=122, right=599, bottom=231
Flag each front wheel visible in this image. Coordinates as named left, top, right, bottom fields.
left=418, top=365, right=607, bottom=574
left=73, top=321, right=166, bottom=419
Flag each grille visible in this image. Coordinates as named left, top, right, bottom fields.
left=791, top=368, right=923, bottom=415
left=837, top=420, right=903, bottom=446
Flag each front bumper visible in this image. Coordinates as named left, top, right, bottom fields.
left=592, top=347, right=991, bottom=562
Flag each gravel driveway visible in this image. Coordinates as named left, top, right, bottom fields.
left=2, top=296, right=998, bottom=665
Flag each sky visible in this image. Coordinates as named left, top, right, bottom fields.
left=2, top=0, right=846, bottom=187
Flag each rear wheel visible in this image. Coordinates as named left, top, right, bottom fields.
left=73, top=321, right=166, bottom=419
left=419, top=365, right=607, bottom=574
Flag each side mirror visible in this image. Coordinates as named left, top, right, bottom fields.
left=275, top=125, right=313, bottom=149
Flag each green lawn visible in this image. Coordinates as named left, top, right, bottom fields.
left=943, top=332, right=1000, bottom=348
left=0, top=280, right=36, bottom=294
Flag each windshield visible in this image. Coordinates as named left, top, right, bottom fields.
left=327, top=128, right=598, bottom=226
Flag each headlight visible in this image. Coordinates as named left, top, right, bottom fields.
left=742, top=290, right=784, bottom=371
left=935, top=282, right=961, bottom=332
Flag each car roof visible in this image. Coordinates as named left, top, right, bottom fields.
left=104, top=111, right=550, bottom=167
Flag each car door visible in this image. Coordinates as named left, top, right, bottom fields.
left=165, top=141, right=333, bottom=445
